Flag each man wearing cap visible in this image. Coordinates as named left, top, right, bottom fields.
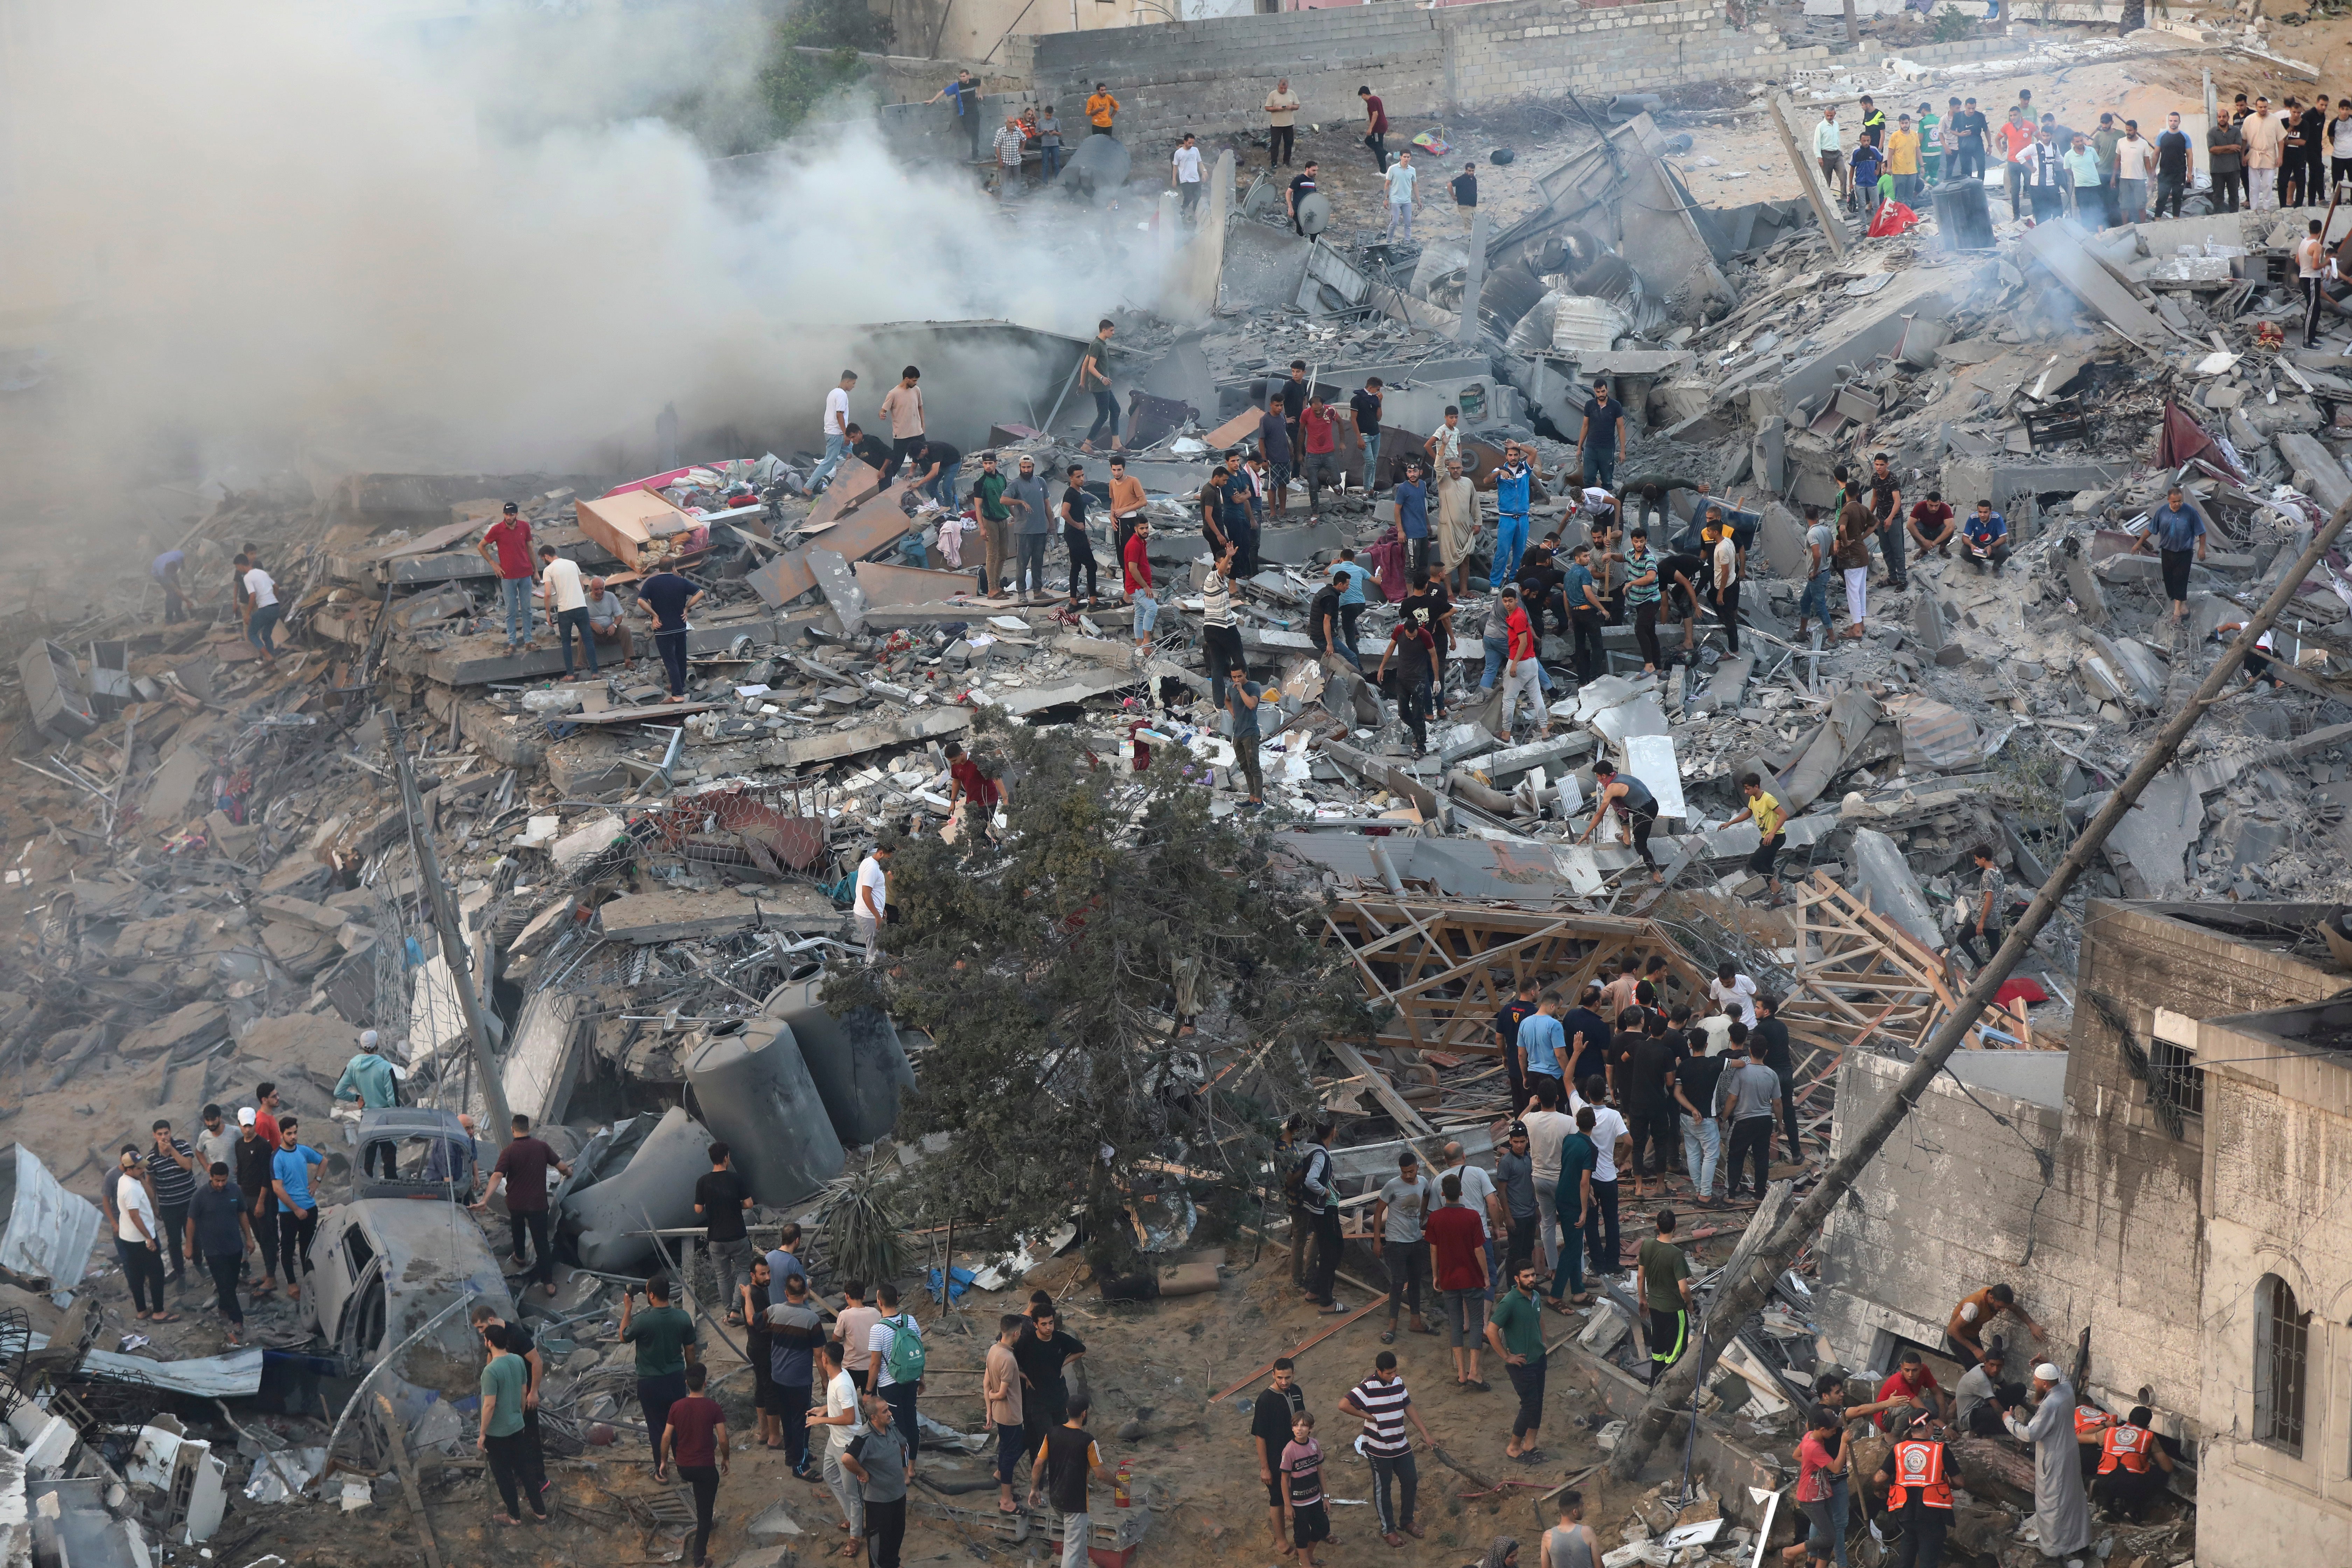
left=2000, top=1361, right=2091, bottom=1556
left=335, top=1031, right=402, bottom=1178
left=478, top=502, right=537, bottom=652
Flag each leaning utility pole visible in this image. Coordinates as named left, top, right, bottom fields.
left=1610, top=492, right=2352, bottom=1479
left=385, top=708, right=512, bottom=1138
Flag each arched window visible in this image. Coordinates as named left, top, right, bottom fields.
left=2255, top=1274, right=2309, bottom=1456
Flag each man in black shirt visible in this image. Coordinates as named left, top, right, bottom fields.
left=1493, top=978, right=1539, bottom=1113
left=1624, top=1017, right=1683, bottom=1180
left=1309, top=574, right=1349, bottom=668
left=1013, top=1307, right=1087, bottom=1455
left=694, top=1142, right=754, bottom=1325
left=1377, top=617, right=1438, bottom=756
left=1672, top=1041, right=1727, bottom=1207
left=1350, top=377, right=1385, bottom=490
left=1754, top=993, right=1801, bottom=1164
left=1252, top=1359, right=1308, bottom=1552
left=1517, top=534, right=1568, bottom=642
left=909, top=439, right=962, bottom=510
left=846, top=423, right=893, bottom=476
left=638, top=569, right=704, bottom=699
left=1401, top=570, right=1454, bottom=718
left=1061, top=467, right=1099, bottom=608
left=1278, top=361, right=1310, bottom=468
left=1866, top=452, right=1905, bottom=591
left=2153, top=110, right=2193, bottom=219
left=1559, top=984, right=1611, bottom=1090
left=1286, top=162, right=1320, bottom=236
left=1450, top=161, right=1477, bottom=229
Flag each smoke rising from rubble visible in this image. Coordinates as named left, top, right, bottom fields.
left=7, top=0, right=1164, bottom=482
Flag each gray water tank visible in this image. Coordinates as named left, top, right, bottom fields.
left=687, top=1023, right=846, bottom=1205
left=564, top=1106, right=714, bottom=1273
left=762, top=979, right=916, bottom=1147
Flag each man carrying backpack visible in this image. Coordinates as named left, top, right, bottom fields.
left=865, top=1282, right=926, bottom=1471
left=1296, top=1116, right=1347, bottom=1314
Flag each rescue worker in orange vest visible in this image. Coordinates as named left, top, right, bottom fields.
left=1871, top=1410, right=1955, bottom=1568
left=2089, top=1406, right=2174, bottom=1521
left=1944, top=1281, right=2045, bottom=1370
left=2072, top=1401, right=2116, bottom=1480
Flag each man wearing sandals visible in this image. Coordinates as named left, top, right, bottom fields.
left=1486, top=1259, right=1549, bottom=1464
left=1372, top=1149, right=1436, bottom=1342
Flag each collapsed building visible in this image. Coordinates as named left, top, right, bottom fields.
left=7, top=6, right=2352, bottom=1560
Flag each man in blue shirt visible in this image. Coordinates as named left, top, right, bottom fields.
left=1516, top=993, right=1569, bottom=1104
left=1393, top=462, right=1431, bottom=577
left=1962, top=501, right=2011, bottom=576
left=1577, top=381, right=1623, bottom=492
left=270, top=1117, right=327, bottom=1304
left=2133, top=484, right=2207, bottom=621
left=927, top=69, right=985, bottom=162
left=1491, top=446, right=1533, bottom=587
left=1331, top=548, right=1372, bottom=658
left=1563, top=543, right=1609, bottom=684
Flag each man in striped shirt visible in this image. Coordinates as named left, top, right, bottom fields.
left=1340, top=1350, right=1434, bottom=1546
left=147, top=1119, right=200, bottom=1296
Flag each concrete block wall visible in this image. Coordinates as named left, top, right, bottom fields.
left=997, top=1, right=2045, bottom=153
left=1820, top=901, right=2347, bottom=1436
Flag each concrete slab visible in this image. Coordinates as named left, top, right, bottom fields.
left=1849, top=827, right=1944, bottom=954
left=759, top=708, right=971, bottom=768
left=2104, top=771, right=2200, bottom=898
left=599, top=886, right=843, bottom=944
left=852, top=560, right=983, bottom=608
left=1622, top=733, right=1686, bottom=822
left=2018, top=218, right=2172, bottom=348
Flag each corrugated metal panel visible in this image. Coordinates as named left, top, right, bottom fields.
left=0, top=1146, right=98, bottom=1291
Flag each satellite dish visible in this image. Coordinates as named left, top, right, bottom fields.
left=1297, top=192, right=1332, bottom=237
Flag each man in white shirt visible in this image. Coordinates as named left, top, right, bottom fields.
left=537, top=545, right=596, bottom=679
left=855, top=844, right=892, bottom=964
left=2112, top=120, right=2154, bottom=224
left=1707, top=965, right=1758, bottom=1028
left=1519, top=1096, right=1575, bottom=1278
left=1171, top=132, right=1205, bottom=219
left=1383, top=151, right=1417, bottom=243
left=1568, top=1078, right=1630, bottom=1277
left=812, top=370, right=858, bottom=492
left=1814, top=106, right=1848, bottom=198
left=243, top=559, right=281, bottom=665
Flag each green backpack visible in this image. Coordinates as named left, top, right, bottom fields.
left=883, top=1312, right=926, bottom=1382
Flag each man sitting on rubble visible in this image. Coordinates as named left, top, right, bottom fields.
left=1953, top=1344, right=2021, bottom=1436
left=582, top=577, right=634, bottom=665
left=1946, top=1281, right=2046, bottom=1370
left=1962, top=500, right=2010, bottom=575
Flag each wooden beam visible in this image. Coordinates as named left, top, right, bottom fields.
left=1329, top=1037, right=1437, bottom=1139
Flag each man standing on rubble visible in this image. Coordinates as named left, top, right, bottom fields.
left=769, top=1271, right=827, bottom=1480
left=1720, top=1037, right=1782, bottom=1203
left=233, top=1109, right=275, bottom=1297
left=1952, top=97, right=1987, bottom=184
left=1005, top=455, right=1052, bottom=604
left=1998, top=105, right=2034, bottom=219
left=334, top=1031, right=401, bottom=1177
left=1576, top=378, right=1622, bottom=494
left=2003, top=1363, right=2093, bottom=1559
left=1079, top=319, right=1122, bottom=456
left=153, top=548, right=187, bottom=624
left=141, top=1118, right=198, bottom=1298
left=1835, top=482, right=1874, bottom=640
left=1426, top=1173, right=1491, bottom=1390
left=1814, top=106, right=1849, bottom=200
left=2246, top=96, right=2286, bottom=211
left=2134, top=483, right=2207, bottom=624
left=812, top=370, right=858, bottom=492
left=876, top=367, right=926, bottom=483
left=846, top=1395, right=915, bottom=1568
left=1863, top=453, right=1905, bottom=592
left=1226, top=663, right=1277, bottom=810
left=1382, top=149, right=1418, bottom=242
left=188, top=1160, right=253, bottom=1347
left=1434, top=456, right=1478, bottom=598
left=2154, top=111, right=2193, bottom=220
left=1360, top=84, right=1391, bottom=171
left=1264, top=78, right=1301, bottom=168
left=1377, top=609, right=1440, bottom=758
left=2297, top=217, right=2333, bottom=349
left=475, top=1113, right=569, bottom=1297
left=637, top=565, right=703, bottom=700
left=1393, top=458, right=1432, bottom=577
left=1300, top=392, right=1343, bottom=515
left=1489, top=444, right=1533, bottom=587
left=1252, top=1358, right=1308, bottom=1552
left=694, top=1142, right=754, bottom=1326
left=1372, top=1149, right=1436, bottom=1342
left=1636, top=1210, right=1692, bottom=1384
left=478, top=503, right=535, bottom=653
left=1121, top=517, right=1156, bottom=663
left=972, top=453, right=1012, bottom=597
left=1286, top=160, right=1321, bottom=237
left=1952, top=843, right=2008, bottom=973
left=107, top=1146, right=170, bottom=1323
left=624, top=1276, right=701, bottom=1468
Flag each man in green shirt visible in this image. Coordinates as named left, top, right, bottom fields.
left=1484, top=1258, right=1549, bottom=1462
left=478, top=1323, right=547, bottom=1524
left=1636, top=1209, right=1692, bottom=1386
left=972, top=452, right=1013, bottom=598
left=622, top=1274, right=700, bottom=1470
left=332, top=1031, right=401, bottom=1178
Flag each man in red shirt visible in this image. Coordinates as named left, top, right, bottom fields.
left=1122, top=518, right=1156, bottom=662
left=1907, top=491, right=1957, bottom=559
left=1875, top=1350, right=1951, bottom=1430
left=478, top=502, right=538, bottom=651
left=943, top=740, right=1003, bottom=844
left=1497, top=587, right=1548, bottom=738
left=1424, top=1172, right=1491, bottom=1391
left=1299, top=393, right=1343, bottom=515
left=1359, top=84, right=1391, bottom=171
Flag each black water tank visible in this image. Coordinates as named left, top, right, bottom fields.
left=1933, top=180, right=1996, bottom=250
left=762, top=979, right=917, bottom=1147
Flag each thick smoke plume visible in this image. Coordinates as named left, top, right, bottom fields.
left=0, top=0, right=1168, bottom=486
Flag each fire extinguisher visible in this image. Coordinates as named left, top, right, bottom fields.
left=1114, top=1458, right=1132, bottom=1508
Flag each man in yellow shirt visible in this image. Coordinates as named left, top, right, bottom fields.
left=1886, top=113, right=1923, bottom=206
left=1725, top=772, right=1787, bottom=903
left=1085, top=84, right=1119, bottom=136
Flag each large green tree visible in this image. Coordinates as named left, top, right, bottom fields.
left=825, top=714, right=1376, bottom=1274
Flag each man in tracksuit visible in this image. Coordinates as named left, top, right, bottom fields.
left=1491, top=445, right=1533, bottom=587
